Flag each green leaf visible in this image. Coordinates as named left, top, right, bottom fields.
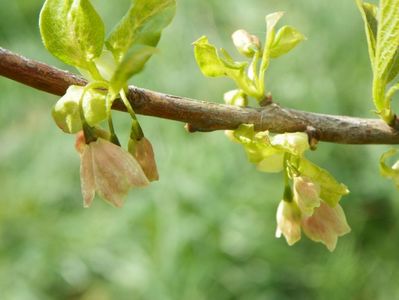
left=193, top=36, right=258, bottom=96
left=110, top=45, right=158, bottom=95
left=298, top=158, right=349, bottom=207
left=106, top=0, right=176, bottom=62
left=355, top=0, right=378, bottom=65
left=193, top=36, right=231, bottom=77
left=39, top=0, right=105, bottom=69
left=374, top=0, right=399, bottom=81
left=270, top=25, right=305, bottom=58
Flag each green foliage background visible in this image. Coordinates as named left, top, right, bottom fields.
left=1, top=0, right=399, bottom=299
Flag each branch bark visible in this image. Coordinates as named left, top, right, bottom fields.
left=1, top=47, right=399, bottom=144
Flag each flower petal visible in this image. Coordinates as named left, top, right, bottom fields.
left=302, top=202, right=351, bottom=251
left=293, top=176, right=321, bottom=216
left=275, top=200, right=302, bottom=246
left=90, top=139, right=149, bottom=207
left=80, top=145, right=95, bottom=208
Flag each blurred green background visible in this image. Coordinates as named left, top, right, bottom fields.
left=1, top=0, right=399, bottom=299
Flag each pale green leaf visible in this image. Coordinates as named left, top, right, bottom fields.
left=355, top=0, right=378, bottom=65
left=270, top=26, right=305, bottom=58
left=106, top=0, right=176, bottom=62
left=375, top=0, right=399, bottom=81
left=298, top=158, right=349, bottom=207
left=39, top=0, right=104, bottom=69
left=110, top=45, right=158, bottom=95
left=193, top=36, right=247, bottom=78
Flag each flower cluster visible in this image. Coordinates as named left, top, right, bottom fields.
left=232, top=124, right=351, bottom=251
left=39, top=0, right=175, bottom=207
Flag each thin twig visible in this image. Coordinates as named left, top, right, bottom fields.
left=1, top=47, right=399, bottom=144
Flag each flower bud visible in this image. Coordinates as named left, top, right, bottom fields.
left=129, top=137, right=159, bottom=182
left=271, top=132, right=309, bottom=156
left=224, top=89, right=248, bottom=107
left=52, top=85, right=83, bottom=134
left=231, top=29, right=261, bottom=57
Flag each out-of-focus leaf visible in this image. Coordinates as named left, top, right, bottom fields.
left=39, top=0, right=104, bottom=69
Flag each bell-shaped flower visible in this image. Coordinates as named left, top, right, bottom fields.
left=275, top=200, right=302, bottom=246
left=293, top=176, right=321, bottom=217
left=76, top=132, right=149, bottom=208
left=129, top=137, right=159, bottom=182
left=301, top=202, right=351, bottom=251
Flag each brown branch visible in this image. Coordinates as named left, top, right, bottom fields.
left=1, top=47, right=399, bottom=144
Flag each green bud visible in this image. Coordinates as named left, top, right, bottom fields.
left=271, top=132, right=309, bottom=156
left=82, top=88, right=108, bottom=127
left=52, top=85, right=83, bottom=134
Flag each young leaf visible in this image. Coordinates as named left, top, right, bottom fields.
left=355, top=0, right=378, bottom=65
left=298, top=158, right=349, bottom=207
left=110, top=45, right=158, bottom=95
left=270, top=26, right=305, bottom=58
left=106, top=0, right=176, bottom=62
left=193, top=36, right=231, bottom=77
left=39, top=0, right=105, bottom=69
left=193, top=36, right=259, bottom=96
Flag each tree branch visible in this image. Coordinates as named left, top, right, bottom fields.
left=1, top=47, right=398, bottom=144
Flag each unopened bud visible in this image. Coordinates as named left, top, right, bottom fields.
left=231, top=29, right=261, bottom=57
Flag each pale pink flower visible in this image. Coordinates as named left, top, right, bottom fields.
left=76, top=134, right=149, bottom=208
left=301, top=202, right=351, bottom=251
left=293, top=176, right=321, bottom=217
left=275, top=200, right=302, bottom=246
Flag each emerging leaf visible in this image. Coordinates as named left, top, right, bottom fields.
left=270, top=25, right=305, bottom=58
left=106, top=0, right=176, bottom=62
left=39, top=0, right=105, bottom=69
left=110, top=45, right=158, bottom=95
